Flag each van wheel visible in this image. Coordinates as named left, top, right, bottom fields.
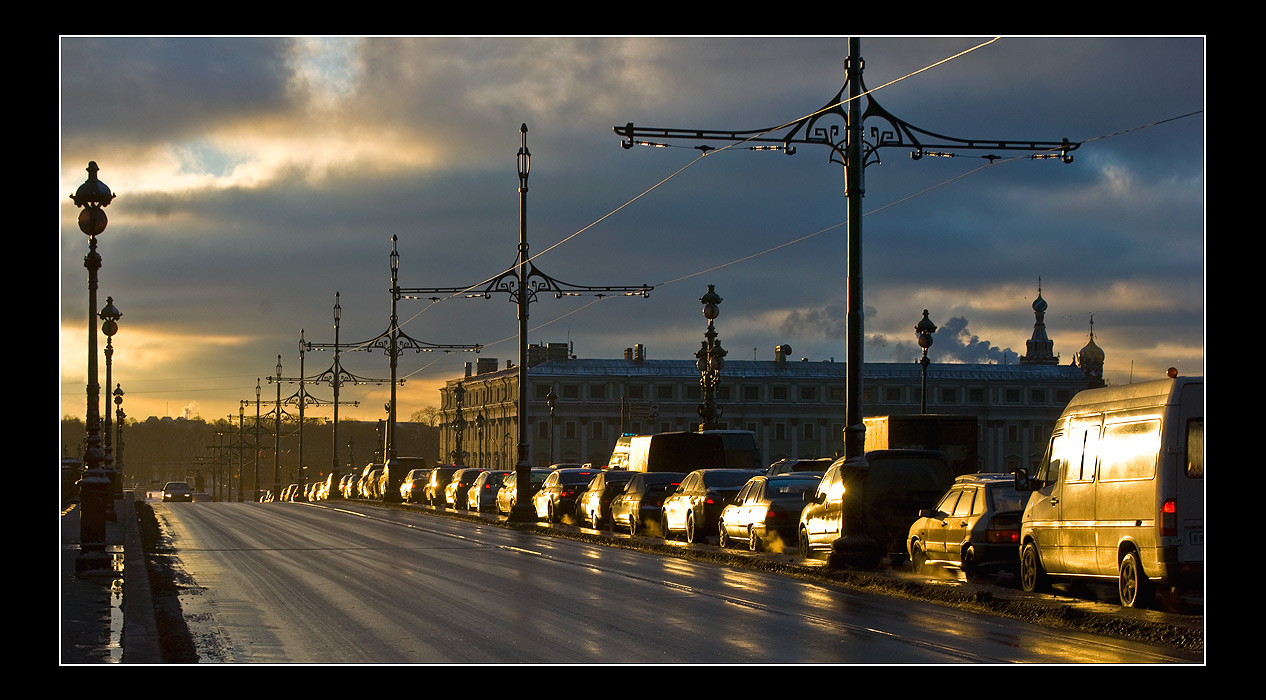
left=1020, top=542, right=1049, bottom=592
left=1119, top=550, right=1154, bottom=608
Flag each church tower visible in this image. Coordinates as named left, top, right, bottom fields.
left=1077, top=314, right=1106, bottom=388
left=1020, top=281, right=1059, bottom=365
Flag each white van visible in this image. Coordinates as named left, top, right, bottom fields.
left=1015, top=376, right=1203, bottom=607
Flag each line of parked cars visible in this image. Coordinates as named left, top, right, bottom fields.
left=269, top=377, right=1204, bottom=610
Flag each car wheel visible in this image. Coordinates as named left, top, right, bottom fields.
left=798, top=527, right=811, bottom=559
left=961, top=546, right=980, bottom=582
left=628, top=514, right=639, bottom=536
left=661, top=512, right=672, bottom=540
left=685, top=511, right=698, bottom=544
left=748, top=525, right=760, bottom=553
left=911, top=541, right=928, bottom=575
left=1118, top=550, right=1154, bottom=609
left=1020, top=541, right=1048, bottom=593
left=547, top=502, right=557, bottom=523
left=589, top=510, right=600, bottom=529
left=718, top=520, right=730, bottom=548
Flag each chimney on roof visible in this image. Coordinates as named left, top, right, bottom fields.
left=775, top=344, right=792, bottom=367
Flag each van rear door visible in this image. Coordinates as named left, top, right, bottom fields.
left=1175, top=381, right=1204, bottom=566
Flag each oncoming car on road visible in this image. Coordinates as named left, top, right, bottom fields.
left=162, top=481, right=193, bottom=502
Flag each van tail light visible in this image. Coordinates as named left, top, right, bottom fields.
left=1161, top=499, right=1177, bottom=536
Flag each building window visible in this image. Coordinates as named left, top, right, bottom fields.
left=803, top=422, right=814, bottom=440
left=773, top=386, right=788, bottom=401
left=800, top=386, right=816, bottom=401
left=660, top=421, right=672, bottom=433
left=1005, top=388, right=1021, bottom=403
left=592, top=421, right=604, bottom=440
left=535, top=384, right=552, bottom=399
left=657, top=385, right=673, bottom=400
left=686, top=385, right=701, bottom=400
left=1030, top=388, right=1047, bottom=404
left=746, top=422, right=758, bottom=434
left=1056, top=389, right=1073, bottom=404
left=829, top=386, right=845, bottom=401
left=775, top=423, right=787, bottom=440
left=885, top=387, right=902, bottom=403
left=589, top=384, right=606, bottom=400
left=538, top=421, right=550, bottom=439
left=969, top=388, right=985, bottom=404
left=628, top=384, right=644, bottom=400
left=940, top=388, right=957, bottom=404
left=744, top=386, right=760, bottom=401
left=1007, top=424, right=1019, bottom=442
left=563, top=384, right=579, bottom=399
left=717, top=385, right=731, bottom=401
left=566, top=422, right=577, bottom=439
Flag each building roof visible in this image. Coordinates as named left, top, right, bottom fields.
left=459, top=358, right=1087, bottom=383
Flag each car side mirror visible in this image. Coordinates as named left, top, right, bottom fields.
left=918, top=508, right=935, bottom=518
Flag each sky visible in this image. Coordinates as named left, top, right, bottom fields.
left=59, top=36, right=1205, bottom=429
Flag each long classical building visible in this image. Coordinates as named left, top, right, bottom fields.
left=438, top=291, right=1107, bottom=474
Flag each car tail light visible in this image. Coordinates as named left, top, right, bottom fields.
left=986, top=514, right=1020, bottom=544
left=766, top=506, right=787, bottom=522
left=1161, top=499, right=1177, bottom=536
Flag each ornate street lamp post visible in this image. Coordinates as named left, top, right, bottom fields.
left=696, top=285, right=727, bottom=431
left=451, top=382, right=467, bottom=465
left=916, top=309, right=937, bottom=413
left=546, top=387, right=557, bottom=464
left=71, top=161, right=115, bottom=572
left=113, top=384, right=125, bottom=492
left=99, top=296, right=122, bottom=518
left=396, top=124, right=651, bottom=521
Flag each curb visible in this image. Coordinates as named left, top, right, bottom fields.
left=121, top=493, right=162, bottom=663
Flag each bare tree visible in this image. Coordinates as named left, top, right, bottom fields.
left=410, top=406, right=440, bottom=427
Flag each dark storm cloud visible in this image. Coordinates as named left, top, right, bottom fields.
left=61, top=37, right=293, bottom=144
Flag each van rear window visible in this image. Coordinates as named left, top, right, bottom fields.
left=1186, top=419, right=1203, bottom=478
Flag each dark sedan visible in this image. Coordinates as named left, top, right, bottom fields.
left=609, top=472, right=685, bottom=536
left=719, top=473, right=822, bottom=552
left=661, top=469, right=762, bottom=544
left=576, top=470, right=638, bottom=529
left=444, top=468, right=486, bottom=509
left=532, top=468, right=600, bottom=523
left=467, top=470, right=512, bottom=512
